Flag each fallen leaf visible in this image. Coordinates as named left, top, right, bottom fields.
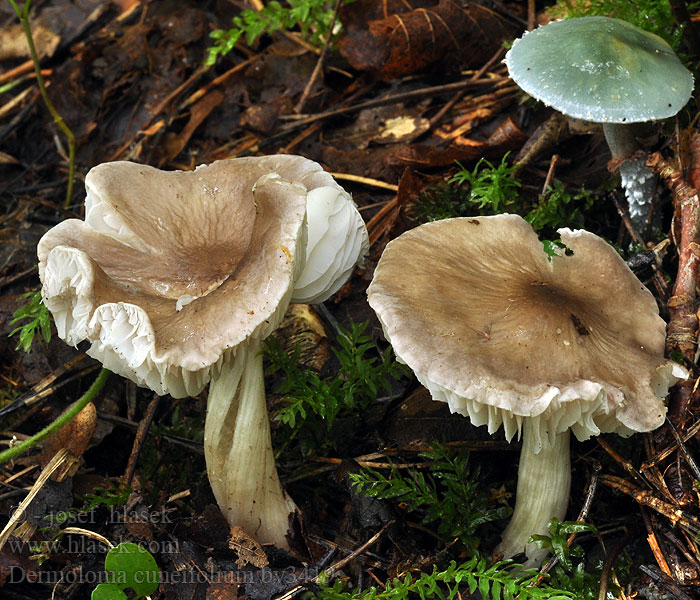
left=338, top=0, right=517, bottom=80
left=165, top=90, right=225, bottom=161
left=0, top=23, right=59, bottom=61
left=38, top=401, right=97, bottom=471
left=228, top=526, right=268, bottom=569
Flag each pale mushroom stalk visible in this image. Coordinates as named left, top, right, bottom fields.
left=497, top=422, right=570, bottom=566
left=205, top=340, right=297, bottom=548
left=505, top=16, right=693, bottom=230
left=602, top=123, right=656, bottom=229
left=37, top=157, right=368, bottom=550
left=367, top=214, right=687, bottom=567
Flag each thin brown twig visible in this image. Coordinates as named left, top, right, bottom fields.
left=527, top=0, right=536, bottom=31
left=641, top=507, right=674, bottom=576
left=611, top=192, right=669, bottom=298
left=279, top=77, right=504, bottom=131
left=428, top=47, right=505, bottom=128
left=541, top=154, right=559, bottom=195
left=108, top=65, right=208, bottom=161
left=273, top=521, right=395, bottom=600
left=642, top=417, right=700, bottom=469
left=665, top=417, right=700, bottom=480
left=279, top=122, right=322, bottom=154
left=599, top=474, right=700, bottom=534
left=597, top=436, right=647, bottom=484
left=124, top=395, right=161, bottom=487
left=597, top=528, right=635, bottom=600
left=639, top=564, right=695, bottom=600
left=295, top=0, right=343, bottom=114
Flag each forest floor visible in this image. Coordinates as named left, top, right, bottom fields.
left=1, top=1, right=700, bottom=599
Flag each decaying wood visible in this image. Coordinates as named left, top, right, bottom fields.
left=648, top=142, right=700, bottom=425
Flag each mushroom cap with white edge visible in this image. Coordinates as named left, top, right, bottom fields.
left=38, top=156, right=367, bottom=399
left=367, top=214, right=686, bottom=452
left=505, top=16, right=694, bottom=124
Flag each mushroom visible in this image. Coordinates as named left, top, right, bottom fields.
left=38, top=156, right=368, bottom=549
left=505, top=16, right=694, bottom=228
left=367, top=214, right=686, bottom=565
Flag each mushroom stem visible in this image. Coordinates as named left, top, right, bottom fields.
left=204, top=339, right=297, bottom=548
left=603, top=122, right=657, bottom=229
left=497, top=419, right=571, bottom=567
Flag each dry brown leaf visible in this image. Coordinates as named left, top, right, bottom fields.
left=38, top=401, right=97, bottom=471
left=338, top=0, right=517, bottom=80
left=164, top=90, right=225, bottom=161
left=274, top=304, right=329, bottom=372
left=0, top=152, right=20, bottom=165
left=0, top=23, right=59, bottom=61
left=228, top=526, right=268, bottom=569
left=206, top=577, right=239, bottom=600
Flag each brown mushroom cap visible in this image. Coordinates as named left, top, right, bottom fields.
left=38, top=157, right=338, bottom=398
left=368, top=214, right=683, bottom=447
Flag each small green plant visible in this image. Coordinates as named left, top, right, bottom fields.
left=9, top=290, right=51, bottom=352
left=410, top=182, right=475, bottom=223
left=312, top=557, right=577, bottom=600
left=529, top=518, right=622, bottom=600
left=411, top=155, right=521, bottom=223
left=541, top=239, right=571, bottom=261
left=7, top=0, right=76, bottom=207
left=526, top=181, right=596, bottom=233
left=40, top=482, right=131, bottom=529
left=530, top=518, right=597, bottom=572
left=267, top=321, right=408, bottom=457
left=548, top=0, right=689, bottom=49
left=81, top=479, right=132, bottom=512
left=92, top=542, right=160, bottom=600
left=349, top=445, right=511, bottom=553
left=449, top=154, right=522, bottom=213
left=207, top=0, right=349, bottom=66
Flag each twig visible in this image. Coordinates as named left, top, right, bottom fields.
left=599, top=474, right=700, bottom=534
left=642, top=417, right=700, bottom=469
left=428, top=47, right=505, bottom=129
left=639, top=564, right=695, bottom=600
left=527, top=0, right=536, bottom=31
left=108, top=65, right=208, bottom=161
left=97, top=412, right=203, bottom=454
left=665, top=417, right=700, bottom=481
left=611, top=192, right=645, bottom=246
left=641, top=507, right=673, bottom=576
left=295, top=0, right=342, bottom=114
left=611, top=192, right=668, bottom=297
left=0, top=354, right=91, bottom=418
left=124, top=395, right=161, bottom=486
left=280, top=122, right=322, bottom=154
left=0, top=448, right=69, bottom=550
left=329, top=173, right=398, bottom=192
left=597, top=436, right=647, bottom=484
left=279, top=78, right=504, bottom=131
left=597, top=528, right=635, bottom=600
left=274, top=521, right=395, bottom=600
left=648, top=145, right=700, bottom=424
left=541, top=154, right=559, bottom=195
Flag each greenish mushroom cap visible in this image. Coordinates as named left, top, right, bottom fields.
left=505, top=17, right=694, bottom=123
